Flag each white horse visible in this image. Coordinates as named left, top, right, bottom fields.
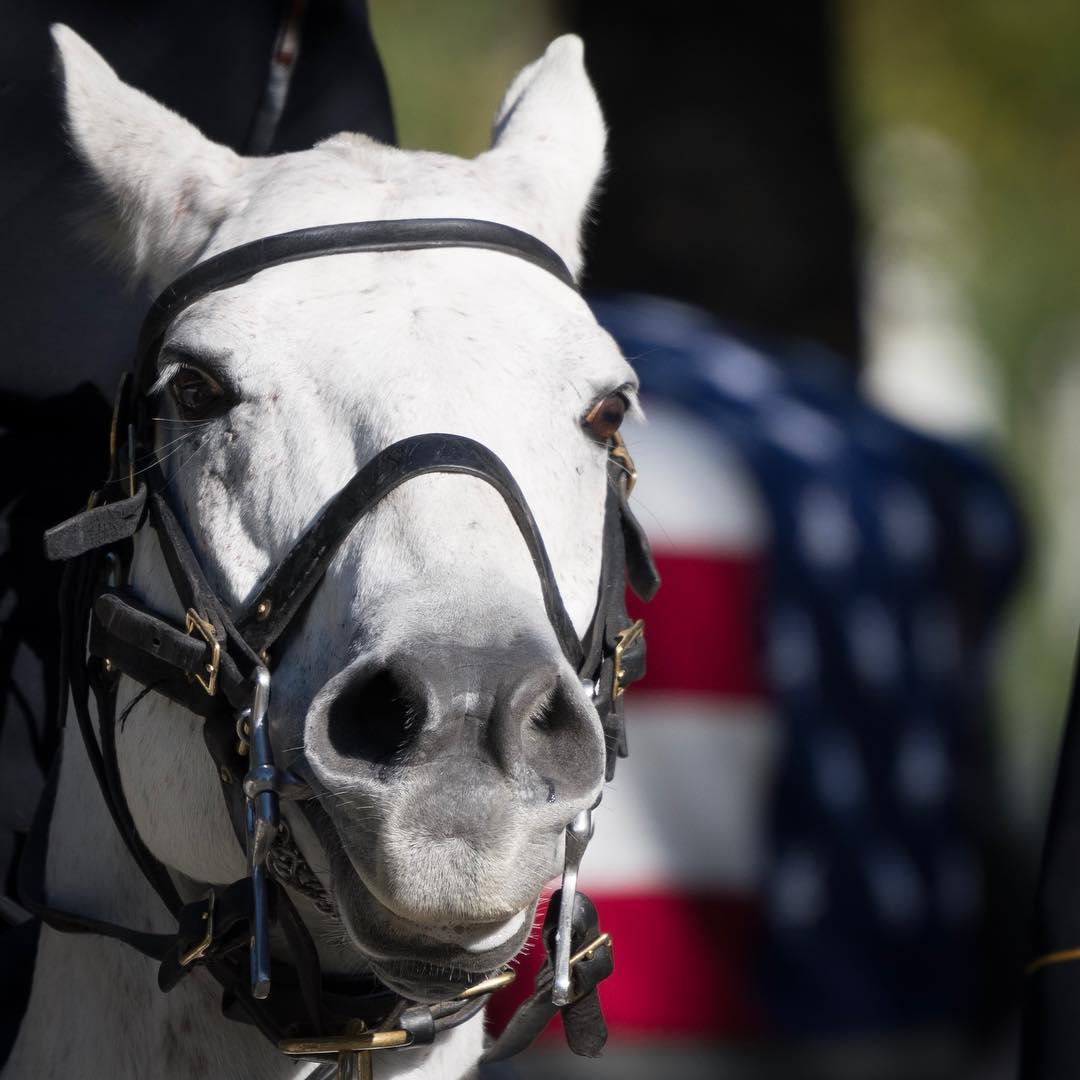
left=7, top=25, right=637, bottom=1080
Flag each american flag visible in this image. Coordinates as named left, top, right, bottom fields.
left=489, top=293, right=1024, bottom=1063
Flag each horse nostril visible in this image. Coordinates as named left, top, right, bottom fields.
left=326, top=668, right=424, bottom=764
left=527, top=682, right=569, bottom=733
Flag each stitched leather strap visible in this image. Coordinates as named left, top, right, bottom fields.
left=43, top=484, right=146, bottom=561
left=132, top=218, right=575, bottom=410
left=90, top=591, right=251, bottom=716
left=232, top=432, right=583, bottom=668
left=577, top=473, right=657, bottom=778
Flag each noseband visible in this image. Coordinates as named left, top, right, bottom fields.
left=32, top=219, right=658, bottom=1073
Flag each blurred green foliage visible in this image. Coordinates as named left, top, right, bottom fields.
left=369, top=0, right=557, bottom=155
left=844, top=1, right=1080, bottom=807
left=843, top=2, right=1080, bottom=376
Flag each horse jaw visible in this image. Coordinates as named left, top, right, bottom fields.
left=49, top=21, right=624, bottom=1013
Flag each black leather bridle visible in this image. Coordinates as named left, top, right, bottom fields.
left=29, top=218, right=659, bottom=1073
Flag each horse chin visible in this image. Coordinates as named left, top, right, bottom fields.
left=324, top=841, right=537, bottom=1001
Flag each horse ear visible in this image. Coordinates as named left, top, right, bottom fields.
left=487, top=35, right=606, bottom=281
left=51, top=24, right=246, bottom=288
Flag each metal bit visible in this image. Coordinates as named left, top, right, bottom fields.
left=552, top=808, right=594, bottom=1006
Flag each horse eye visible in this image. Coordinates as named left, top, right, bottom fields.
left=168, top=366, right=226, bottom=419
left=583, top=393, right=628, bottom=441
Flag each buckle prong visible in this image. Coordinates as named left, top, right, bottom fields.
left=570, top=930, right=612, bottom=967
left=609, top=431, right=638, bottom=497
left=179, top=890, right=216, bottom=967
left=612, top=618, right=645, bottom=701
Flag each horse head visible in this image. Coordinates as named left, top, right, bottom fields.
left=53, top=26, right=638, bottom=1003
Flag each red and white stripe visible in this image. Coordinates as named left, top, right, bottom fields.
left=490, top=402, right=781, bottom=1041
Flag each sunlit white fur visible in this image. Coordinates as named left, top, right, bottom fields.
left=7, top=24, right=629, bottom=1080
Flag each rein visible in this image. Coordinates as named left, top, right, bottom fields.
left=28, top=218, right=659, bottom=1076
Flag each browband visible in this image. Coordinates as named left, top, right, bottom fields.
left=132, top=218, right=575, bottom=406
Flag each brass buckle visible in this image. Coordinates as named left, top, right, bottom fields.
left=185, top=608, right=220, bottom=697
left=456, top=969, right=516, bottom=1000
left=570, top=931, right=613, bottom=969
left=612, top=619, right=645, bottom=701
left=554, top=932, right=614, bottom=1008
left=277, top=1029, right=414, bottom=1056
left=609, top=431, right=637, bottom=497
left=279, top=1025, right=413, bottom=1079
left=277, top=970, right=517, bottom=1076
left=179, top=890, right=216, bottom=967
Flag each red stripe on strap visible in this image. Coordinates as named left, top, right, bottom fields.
left=487, top=891, right=762, bottom=1039
left=626, top=551, right=766, bottom=697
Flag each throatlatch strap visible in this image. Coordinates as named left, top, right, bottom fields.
left=18, top=747, right=174, bottom=962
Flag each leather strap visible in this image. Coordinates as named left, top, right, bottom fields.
left=577, top=465, right=657, bottom=778
left=90, top=591, right=250, bottom=715
left=621, top=500, right=661, bottom=604
left=232, top=432, right=583, bottom=668
left=132, top=218, right=575, bottom=413
left=43, top=484, right=146, bottom=561
left=17, top=745, right=175, bottom=961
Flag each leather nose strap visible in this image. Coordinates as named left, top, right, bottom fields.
left=232, top=432, right=584, bottom=669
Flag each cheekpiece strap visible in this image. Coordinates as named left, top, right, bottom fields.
left=577, top=450, right=659, bottom=779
